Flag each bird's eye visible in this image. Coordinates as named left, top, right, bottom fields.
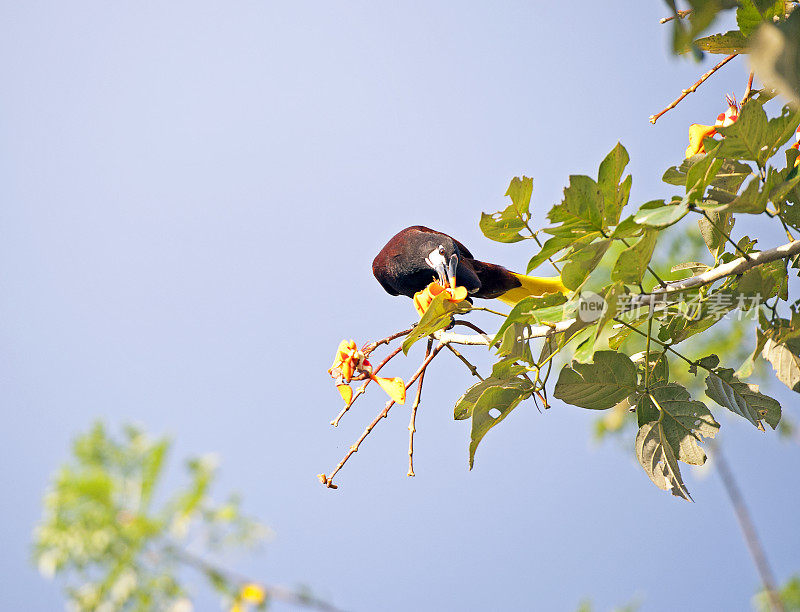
left=438, top=245, right=445, bottom=255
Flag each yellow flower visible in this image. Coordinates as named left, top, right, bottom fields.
left=413, top=281, right=469, bottom=317
left=240, top=583, right=266, bottom=605
left=685, top=124, right=716, bottom=158
left=327, top=339, right=406, bottom=404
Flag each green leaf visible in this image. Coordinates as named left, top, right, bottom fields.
left=526, top=235, right=573, bottom=272
left=141, top=439, right=169, bottom=508
left=761, top=335, right=800, bottom=392
left=611, top=215, right=644, bottom=239
left=705, top=368, right=782, bottom=429
left=738, top=258, right=787, bottom=300
left=751, top=10, right=800, bottom=106
left=611, top=229, right=657, bottom=285
left=735, top=329, right=769, bottom=378
left=553, top=351, right=637, bottom=410
left=491, top=358, right=530, bottom=380
left=663, top=163, right=688, bottom=186
left=712, top=159, right=754, bottom=193
left=764, top=104, right=800, bottom=158
left=402, top=292, right=470, bottom=354
left=737, top=0, right=787, bottom=37
left=709, top=175, right=768, bottom=213
left=635, top=419, right=693, bottom=501
left=455, top=376, right=519, bottom=420
left=490, top=293, right=569, bottom=346
left=467, top=378, right=534, bottom=468
left=633, top=200, right=690, bottom=228
left=694, top=29, right=750, bottom=53
left=597, top=142, right=631, bottom=225
left=547, top=175, right=605, bottom=237
left=637, top=384, right=719, bottom=466
left=686, top=145, right=723, bottom=196
left=496, top=322, right=535, bottom=361
left=561, top=239, right=612, bottom=291
left=595, top=282, right=625, bottom=343
left=657, top=294, right=734, bottom=345
left=698, top=209, right=734, bottom=260
left=717, top=100, right=769, bottom=162
left=479, top=176, right=534, bottom=243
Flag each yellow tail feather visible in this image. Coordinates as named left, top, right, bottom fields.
left=496, top=273, right=568, bottom=306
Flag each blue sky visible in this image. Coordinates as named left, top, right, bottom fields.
left=2, top=2, right=799, bottom=611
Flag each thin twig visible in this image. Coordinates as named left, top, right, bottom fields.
left=696, top=207, right=754, bottom=260
left=445, top=343, right=484, bottom=380
left=529, top=231, right=562, bottom=274
left=320, top=343, right=445, bottom=488
left=712, top=443, right=785, bottom=612
left=453, top=319, right=489, bottom=335
left=166, top=545, right=343, bottom=612
left=660, top=9, right=692, bottom=24
left=649, top=54, right=738, bottom=124
left=362, top=326, right=415, bottom=357
left=331, top=345, right=404, bottom=427
left=408, top=338, right=433, bottom=477
left=742, top=71, right=756, bottom=105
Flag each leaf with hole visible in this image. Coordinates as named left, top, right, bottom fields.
left=597, top=142, right=631, bottom=226
left=546, top=175, right=605, bottom=237
left=636, top=383, right=719, bottom=466
left=694, top=29, right=750, bottom=53
left=635, top=419, right=693, bottom=501
left=466, top=378, right=534, bottom=468
left=705, top=368, right=781, bottom=430
left=479, top=176, right=534, bottom=243
left=761, top=335, right=800, bottom=392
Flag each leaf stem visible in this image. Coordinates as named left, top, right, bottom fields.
left=469, top=305, right=511, bottom=317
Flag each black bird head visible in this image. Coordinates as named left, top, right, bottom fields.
left=372, top=226, right=482, bottom=298
left=421, top=237, right=459, bottom=288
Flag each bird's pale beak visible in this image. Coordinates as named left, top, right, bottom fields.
left=447, top=254, right=458, bottom=289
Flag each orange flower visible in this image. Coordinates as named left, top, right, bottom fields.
left=327, top=339, right=406, bottom=405
left=413, top=281, right=469, bottom=317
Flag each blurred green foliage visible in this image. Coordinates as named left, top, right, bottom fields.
left=34, top=423, right=269, bottom=611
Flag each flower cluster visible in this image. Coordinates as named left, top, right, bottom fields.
left=685, top=96, right=739, bottom=158
left=412, top=280, right=468, bottom=317
left=328, top=339, right=406, bottom=405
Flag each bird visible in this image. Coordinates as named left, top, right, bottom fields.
left=372, top=226, right=566, bottom=306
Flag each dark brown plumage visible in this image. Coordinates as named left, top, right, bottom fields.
left=372, top=226, right=565, bottom=305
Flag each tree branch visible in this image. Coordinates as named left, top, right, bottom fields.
left=165, top=545, right=343, bottom=612
left=320, top=343, right=445, bottom=489
left=408, top=338, right=433, bottom=477
left=649, top=54, right=738, bottom=124
left=435, top=239, right=800, bottom=344
left=712, top=443, right=785, bottom=612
